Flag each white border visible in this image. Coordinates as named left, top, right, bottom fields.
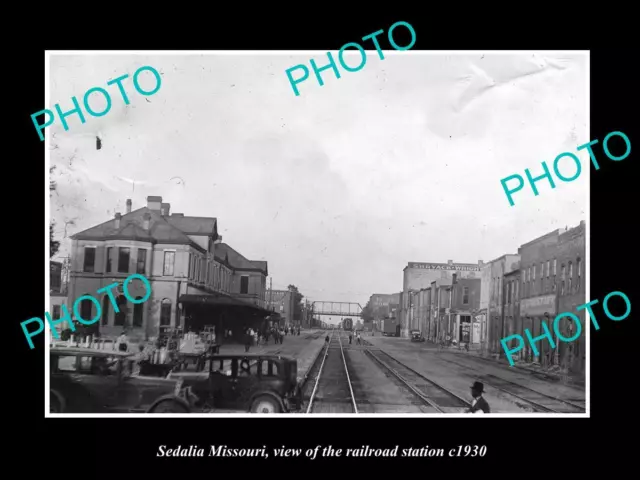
left=45, top=50, right=590, bottom=418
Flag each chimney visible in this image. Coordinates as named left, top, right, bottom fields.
left=478, top=260, right=484, bottom=267
left=114, top=212, right=122, bottom=229
left=126, top=199, right=132, bottom=213
left=447, top=259, right=453, bottom=265
left=143, top=212, right=151, bottom=230
left=161, top=203, right=170, bottom=216
left=214, top=235, right=223, bottom=244
left=147, top=196, right=162, bottom=211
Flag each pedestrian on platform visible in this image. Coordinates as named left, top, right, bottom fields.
left=466, top=381, right=490, bottom=414
left=244, top=330, right=252, bottom=353
left=117, top=330, right=128, bottom=352
left=325, top=335, right=330, bottom=344
left=356, top=332, right=361, bottom=345
left=349, top=333, right=353, bottom=345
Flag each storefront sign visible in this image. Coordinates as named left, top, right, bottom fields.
left=472, top=323, right=481, bottom=344
left=520, top=294, right=556, bottom=317
left=407, top=262, right=480, bottom=271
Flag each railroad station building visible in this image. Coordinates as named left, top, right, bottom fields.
left=67, top=195, right=273, bottom=342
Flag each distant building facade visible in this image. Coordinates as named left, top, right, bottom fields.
left=401, top=260, right=484, bottom=338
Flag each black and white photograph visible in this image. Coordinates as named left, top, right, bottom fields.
left=46, top=51, right=588, bottom=417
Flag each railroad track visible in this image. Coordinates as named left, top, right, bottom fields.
left=435, top=356, right=585, bottom=413
left=306, top=330, right=358, bottom=414
left=364, top=348, right=471, bottom=413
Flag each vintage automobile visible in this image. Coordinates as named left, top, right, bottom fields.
left=49, top=347, right=197, bottom=413
left=177, top=354, right=302, bottom=413
left=410, top=330, right=425, bottom=342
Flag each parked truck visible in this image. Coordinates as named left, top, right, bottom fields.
left=382, top=318, right=398, bottom=337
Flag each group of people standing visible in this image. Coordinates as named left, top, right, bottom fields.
left=243, top=324, right=301, bottom=352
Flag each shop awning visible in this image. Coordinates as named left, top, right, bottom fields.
left=179, top=294, right=273, bottom=316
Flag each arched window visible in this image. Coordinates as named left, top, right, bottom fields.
left=576, top=258, right=582, bottom=290
left=160, top=299, right=172, bottom=326
left=560, top=265, right=566, bottom=296
left=102, top=295, right=110, bottom=326
left=114, top=295, right=127, bottom=326
left=133, top=297, right=144, bottom=327
left=79, top=296, right=94, bottom=323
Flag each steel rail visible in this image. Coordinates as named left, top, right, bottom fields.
left=305, top=329, right=334, bottom=413
left=337, top=330, right=358, bottom=413
left=434, top=356, right=584, bottom=413
left=363, top=349, right=445, bottom=413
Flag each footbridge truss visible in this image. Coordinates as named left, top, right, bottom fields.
left=311, top=301, right=363, bottom=317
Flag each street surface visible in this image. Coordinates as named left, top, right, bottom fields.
left=363, top=334, right=586, bottom=413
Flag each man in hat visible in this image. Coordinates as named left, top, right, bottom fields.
left=466, top=381, right=490, bottom=414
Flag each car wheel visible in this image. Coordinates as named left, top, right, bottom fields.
left=250, top=395, right=281, bottom=413
left=50, top=391, right=63, bottom=413
left=150, top=399, right=189, bottom=413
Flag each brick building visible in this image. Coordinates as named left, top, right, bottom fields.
left=68, top=196, right=271, bottom=342
left=482, top=254, right=520, bottom=354
left=516, top=221, right=585, bottom=371
left=556, top=221, right=586, bottom=373
left=503, top=265, right=521, bottom=355
left=400, top=260, right=483, bottom=338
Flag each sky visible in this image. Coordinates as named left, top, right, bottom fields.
left=48, top=52, right=588, bottom=316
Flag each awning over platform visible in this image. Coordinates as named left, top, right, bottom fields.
left=179, top=294, right=273, bottom=316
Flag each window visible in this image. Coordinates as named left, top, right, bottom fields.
left=462, top=286, right=469, bottom=304
left=136, top=249, right=147, bottom=274
left=114, top=295, right=127, bottom=326
left=568, top=262, right=573, bottom=292
left=552, top=258, right=557, bottom=275
left=163, top=251, right=175, bottom=276
left=160, top=299, right=172, bottom=326
left=78, top=297, right=94, bottom=323
left=52, top=305, right=61, bottom=320
left=560, top=265, right=566, bottom=295
left=515, top=279, right=519, bottom=300
left=210, top=358, right=233, bottom=376
left=238, top=359, right=260, bottom=377
left=546, top=260, right=550, bottom=278
left=118, top=247, right=130, bottom=273
left=83, top=247, right=96, bottom=272
left=260, top=360, right=280, bottom=377
left=105, top=247, right=113, bottom=273
left=133, top=297, right=144, bottom=327
left=576, top=258, right=582, bottom=290
left=540, top=263, right=544, bottom=292
left=55, top=355, right=77, bottom=372
left=102, top=296, right=110, bottom=326
left=240, top=276, right=249, bottom=294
